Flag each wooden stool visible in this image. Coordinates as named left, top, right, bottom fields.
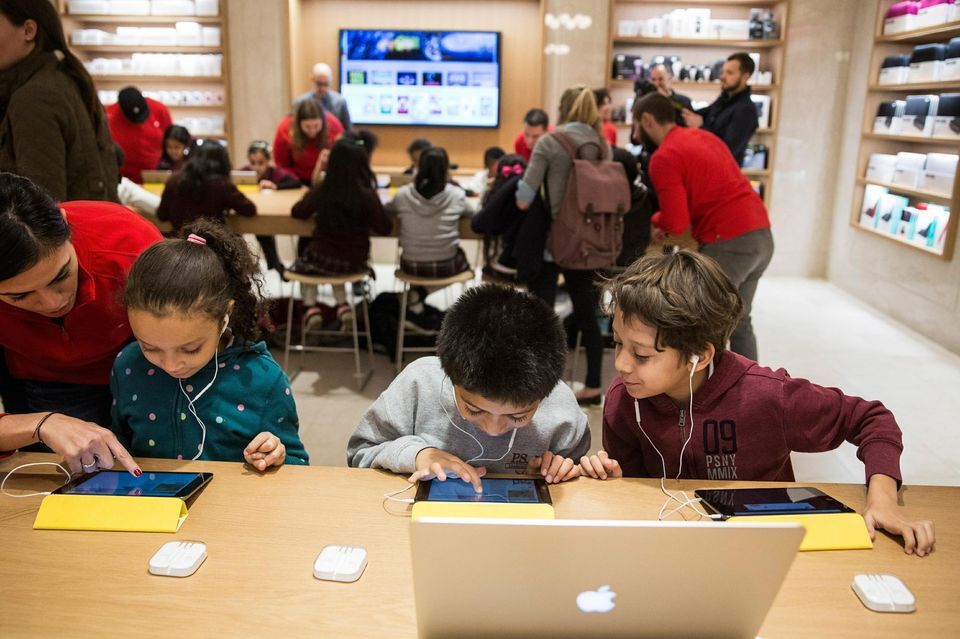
left=283, top=271, right=374, bottom=390
left=394, top=269, right=475, bottom=373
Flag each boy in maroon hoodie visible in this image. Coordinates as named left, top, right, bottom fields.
left=579, top=250, right=935, bottom=557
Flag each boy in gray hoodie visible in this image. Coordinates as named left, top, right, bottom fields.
left=347, top=285, right=591, bottom=492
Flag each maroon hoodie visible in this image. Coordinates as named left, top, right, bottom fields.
left=603, top=351, right=903, bottom=484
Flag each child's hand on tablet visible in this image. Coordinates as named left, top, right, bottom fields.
left=579, top=451, right=623, bottom=480
left=244, top=432, right=287, bottom=471
left=528, top=451, right=579, bottom=484
left=409, top=448, right=486, bottom=493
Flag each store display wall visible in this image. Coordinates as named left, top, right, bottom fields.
left=830, top=0, right=960, bottom=355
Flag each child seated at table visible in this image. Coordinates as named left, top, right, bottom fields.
left=580, top=249, right=935, bottom=557
left=403, top=138, right=431, bottom=175
left=157, top=125, right=191, bottom=172
left=110, top=219, right=309, bottom=470
left=243, top=140, right=302, bottom=190
left=347, top=285, right=591, bottom=490
left=463, top=145, right=505, bottom=200
left=388, top=146, right=476, bottom=280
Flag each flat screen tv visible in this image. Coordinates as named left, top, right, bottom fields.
left=338, top=29, right=501, bottom=128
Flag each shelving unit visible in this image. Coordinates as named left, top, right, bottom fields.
left=849, top=1, right=960, bottom=260
left=606, top=0, right=788, bottom=207
left=57, top=1, right=232, bottom=149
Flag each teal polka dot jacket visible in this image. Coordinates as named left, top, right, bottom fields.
left=109, top=339, right=309, bottom=465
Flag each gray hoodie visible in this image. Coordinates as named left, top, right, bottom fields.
left=346, top=357, right=591, bottom=474
left=386, top=183, right=476, bottom=262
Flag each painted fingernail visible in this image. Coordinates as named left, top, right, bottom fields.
left=133, top=469, right=142, bottom=477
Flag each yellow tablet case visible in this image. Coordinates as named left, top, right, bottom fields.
left=411, top=501, right=555, bottom=520
left=33, top=495, right=189, bottom=533
left=728, top=512, right=873, bottom=551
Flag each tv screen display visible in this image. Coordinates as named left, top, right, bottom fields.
left=339, top=29, right=501, bottom=128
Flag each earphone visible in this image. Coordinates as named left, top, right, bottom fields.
left=1, top=462, right=72, bottom=499
left=178, top=313, right=230, bottom=461
left=633, top=353, right=721, bottom=520
left=439, top=376, right=518, bottom=465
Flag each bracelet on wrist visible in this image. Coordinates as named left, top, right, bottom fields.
left=32, top=412, right=57, bottom=446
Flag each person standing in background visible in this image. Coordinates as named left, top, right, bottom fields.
left=681, top=52, right=758, bottom=165
left=648, top=63, right=692, bottom=126
left=0, top=0, right=119, bottom=202
left=294, top=62, right=352, bottom=131
left=633, top=92, right=773, bottom=361
left=592, top=88, right=619, bottom=147
left=513, top=108, right=549, bottom=162
left=107, top=87, right=173, bottom=184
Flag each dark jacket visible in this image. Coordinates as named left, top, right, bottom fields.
left=0, top=50, right=119, bottom=202
left=157, top=174, right=256, bottom=232
left=471, top=175, right=550, bottom=282
left=696, top=87, right=758, bottom=165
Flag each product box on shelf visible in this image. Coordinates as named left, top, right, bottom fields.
left=892, top=151, right=928, bottom=187
left=110, top=0, right=151, bottom=15
left=891, top=205, right=920, bottom=238
left=873, top=192, right=909, bottom=232
left=750, top=95, right=771, bottom=128
left=900, top=94, right=939, bottom=136
left=912, top=204, right=948, bottom=249
left=709, top=19, right=750, bottom=41
left=151, top=0, right=196, bottom=16
left=879, top=54, right=912, bottom=85
left=867, top=153, right=898, bottom=183
left=884, top=1, right=919, bottom=34
left=69, top=0, right=109, bottom=14
left=932, top=92, right=960, bottom=137
left=860, top=184, right=889, bottom=227
left=874, top=100, right=905, bottom=134
left=643, top=18, right=664, bottom=38
left=618, top=20, right=641, bottom=37
left=908, top=44, right=946, bottom=84
left=942, top=38, right=960, bottom=81
left=916, top=0, right=953, bottom=28
left=919, top=152, right=959, bottom=194
left=195, top=0, right=218, bottom=16
left=742, top=144, right=768, bottom=170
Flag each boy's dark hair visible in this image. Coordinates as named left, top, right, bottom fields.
left=631, top=92, right=677, bottom=126
left=523, top=108, right=549, bottom=128
left=0, top=172, right=70, bottom=282
left=436, top=285, right=566, bottom=406
left=604, top=249, right=743, bottom=362
left=124, top=219, right=265, bottom=345
left=727, top=52, right=755, bottom=76
left=483, top=146, right=505, bottom=167
left=406, top=138, right=432, bottom=155
left=414, top=146, right=449, bottom=199
left=177, top=139, right=231, bottom=196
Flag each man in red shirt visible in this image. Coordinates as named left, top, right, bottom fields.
left=0, top=173, right=160, bottom=473
left=631, top=92, right=773, bottom=361
left=106, top=86, right=173, bottom=184
left=513, top=108, right=550, bottom=162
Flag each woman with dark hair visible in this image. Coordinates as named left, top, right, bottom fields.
left=157, top=124, right=192, bottom=171
left=0, top=0, right=119, bottom=202
left=156, top=139, right=256, bottom=233
left=0, top=172, right=159, bottom=475
left=388, top=146, right=475, bottom=278
left=273, top=99, right=344, bottom=186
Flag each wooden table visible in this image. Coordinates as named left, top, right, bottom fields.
left=1, top=453, right=956, bottom=638
left=138, top=185, right=482, bottom=239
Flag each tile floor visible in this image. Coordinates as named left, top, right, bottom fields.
left=266, top=245, right=959, bottom=487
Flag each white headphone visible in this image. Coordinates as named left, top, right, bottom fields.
left=633, top=352, right=721, bottom=520
left=178, top=313, right=230, bottom=460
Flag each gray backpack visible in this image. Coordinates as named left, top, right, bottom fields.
left=546, top=131, right=630, bottom=270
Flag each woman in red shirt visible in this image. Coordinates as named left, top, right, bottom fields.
left=0, top=173, right=158, bottom=474
left=273, top=99, right=344, bottom=186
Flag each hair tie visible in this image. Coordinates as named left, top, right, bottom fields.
left=53, top=50, right=65, bottom=62
left=500, top=164, right=523, bottom=177
left=186, top=234, right=207, bottom=246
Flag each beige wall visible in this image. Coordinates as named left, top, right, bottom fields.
left=225, top=0, right=291, bottom=167
left=828, top=0, right=960, bottom=354
left=289, top=0, right=542, bottom=168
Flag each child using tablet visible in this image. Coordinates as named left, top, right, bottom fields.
left=347, top=285, right=591, bottom=491
left=579, top=250, right=935, bottom=557
left=110, top=220, right=309, bottom=470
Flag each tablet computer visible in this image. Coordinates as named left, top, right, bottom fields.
left=415, top=477, right=552, bottom=505
left=694, top=487, right=855, bottom=520
left=52, top=470, right=213, bottom=500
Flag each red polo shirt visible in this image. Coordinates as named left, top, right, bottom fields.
left=0, top=201, right=162, bottom=385
left=106, top=98, right=173, bottom=184
left=649, top=126, right=769, bottom=244
left=272, top=112, right=344, bottom=184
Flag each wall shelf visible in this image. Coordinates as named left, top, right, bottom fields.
left=868, top=81, right=960, bottom=92
left=862, top=132, right=960, bottom=145
left=874, top=21, right=960, bottom=44
left=856, top=177, right=952, bottom=204
left=66, top=15, right=220, bottom=25
left=89, top=74, right=223, bottom=83
left=609, top=78, right=779, bottom=91
left=613, top=37, right=782, bottom=48
left=71, top=45, right=222, bottom=54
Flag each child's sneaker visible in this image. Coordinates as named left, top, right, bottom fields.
left=336, top=303, right=354, bottom=332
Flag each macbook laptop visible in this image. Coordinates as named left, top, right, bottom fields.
left=230, top=170, right=259, bottom=185
left=411, top=517, right=804, bottom=639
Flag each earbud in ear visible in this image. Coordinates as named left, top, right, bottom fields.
left=220, top=313, right=230, bottom=337
left=689, top=354, right=700, bottom=378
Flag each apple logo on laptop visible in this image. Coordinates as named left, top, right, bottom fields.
left=576, top=585, right=616, bottom=613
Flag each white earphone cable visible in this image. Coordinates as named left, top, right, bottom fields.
left=1, top=462, right=72, bottom=499
left=439, top=376, right=518, bottom=464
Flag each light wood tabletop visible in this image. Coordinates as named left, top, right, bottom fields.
left=0, top=453, right=956, bottom=638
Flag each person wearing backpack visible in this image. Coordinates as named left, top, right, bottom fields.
left=516, top=85, right=630, bottom=406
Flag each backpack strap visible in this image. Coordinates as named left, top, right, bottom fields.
left=552, top=130, right=610, bottom=161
